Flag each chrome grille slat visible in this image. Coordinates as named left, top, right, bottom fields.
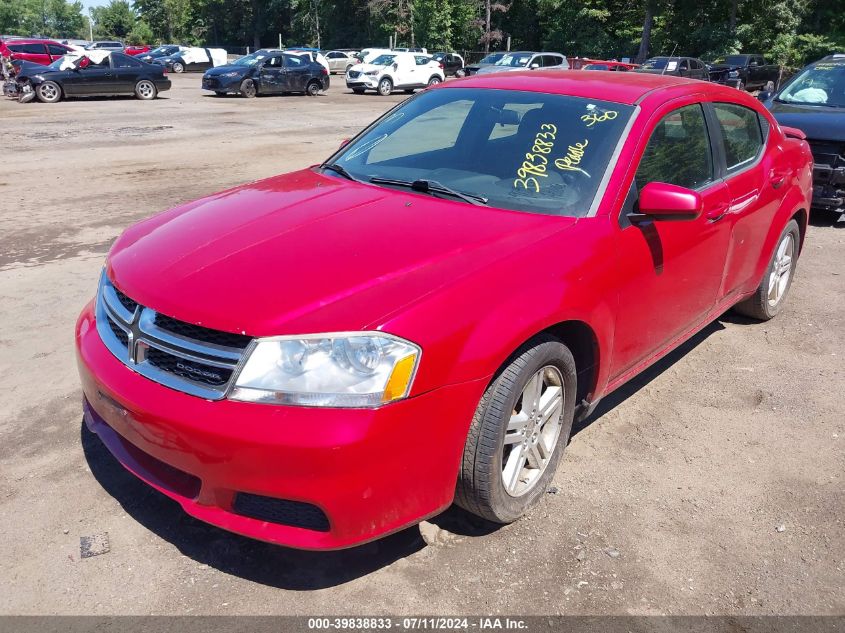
left=95, top=272, right=252, bottom=400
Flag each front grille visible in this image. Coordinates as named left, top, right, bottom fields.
left=95, top=273, right=252, bottom=400
left=146, top=347, right=232, bottom=386
left=233, top=493, right=330, bottom=532
left=203, top=78, right=219, bottom=88
left=154, top=313, right=251, bottom=349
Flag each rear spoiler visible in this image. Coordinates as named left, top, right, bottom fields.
left=780, top=125, right=807, bottom=140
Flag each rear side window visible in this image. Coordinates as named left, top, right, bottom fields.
left=712, top=103, right=764, bottom=171
left=48, top=44, right=68, bottom=55
left=113, top=54, right=142, bottom=68
left=284, top=55, right=305, bottom=68
left=636, top=104, right=713, bottom=190
left=542, top=55, right=562, bottom=67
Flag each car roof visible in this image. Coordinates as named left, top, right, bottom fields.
left=445, top=69, right=734, bottom=105
left=3, top=38, right=68, bottom=45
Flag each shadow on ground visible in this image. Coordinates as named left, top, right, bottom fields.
left=82, top=315, right=735, bottom=589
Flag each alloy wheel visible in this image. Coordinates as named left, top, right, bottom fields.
left=767, top=232, right=794, bottom=307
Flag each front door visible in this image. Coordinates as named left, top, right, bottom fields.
left=611, top=101, right=732, bottom=378
left=258, top=55, right=287, bottom=93
left=78, top=58, right=116, bottom=94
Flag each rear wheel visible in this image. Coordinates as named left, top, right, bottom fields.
left=134, top=79, right=157, bottom=100
left=455, top=336, right=577, bottom=523
left=36, top=81, right=62, bottom=103
left=455, top=68, right=466, bottom=78
left=240, top=78, right=257, bottom=98
left=427, top=75, right=442, bottom=87
left=171, top=62, right=184, bottom=73
left=377, top=77, right=393, bottom=96
left=734, top=219, right=801, bottom=320
left=306, top=80, right=321, bottom=96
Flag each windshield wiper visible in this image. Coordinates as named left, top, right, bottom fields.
left=369, top=177, right=488, bottom=206
left=320, top=162, right=360, bottom=182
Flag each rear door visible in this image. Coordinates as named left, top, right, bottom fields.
left=611, top=101, right=732, bottom=377
left=283, top=54, right=308, bottom=91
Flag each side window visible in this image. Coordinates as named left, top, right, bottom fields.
left=8, top=44, right=24, bottom=53
left=414, top=55, right=430, bottom=66
left=635, top=104, right=713, bottom=190
left=712, top=103, right=764, bottom=171
left=284, top=55, right=304, bottom=68
left=48, top=44, right=68, bottom=56
left=113, top=54, right=142, bottom=68
left=23, top=44, right=47, bottom=54
left=543, top=55, right=561, bottom=67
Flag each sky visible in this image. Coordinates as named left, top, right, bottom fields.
left=79, top=0, right=109, bottom=11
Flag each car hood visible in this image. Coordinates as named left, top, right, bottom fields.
left=204, top=64, right=248, bottom=76
left=349, top=63, right=388, bottom=73
left=107, top=169, right=575, bottom=336
left=767, top=100, right=845, bottom=141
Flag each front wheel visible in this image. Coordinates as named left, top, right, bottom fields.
left=240, top=78, right=257, bottom=98
left=134, top=79, right=157, bottom=100
left=36, top=81, right=62, bottom=103
left=427, top=75, right=442, bottom=87
left=377, top=77, right=393, bottom=96
left=455, top=68, right=466, bottom=78
left=455, top=336, right=577, bottom=523
left=171, top=62, right=184, bottom=73
left=734, top=219, right=801, bottom=320
left=306, top=80, right=321, bottom=96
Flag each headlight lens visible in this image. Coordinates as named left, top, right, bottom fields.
left=364, top=70, right=380, bottom=76
left=230, top=333, right=421, bottom=407
left=728, top=70, right=739, bottom=77
left=220, top=71, right=240, bottom=77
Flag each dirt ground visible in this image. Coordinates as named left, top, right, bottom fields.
left=0, top=74, right=843, bottom=617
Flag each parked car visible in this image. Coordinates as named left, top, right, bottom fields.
left=707, top=54, right=780, bottom=91
left=323, top=50, right=358, bottom=74
left=202, top=50, right=329, bottom=97
left=582, top=61, right=640, bottom=71
left=86, top=41, right=124, bottom=52
left=346, top=51, right=444, bottom=95
left=476, top=51, right=568, bottom=74
left=76, top=71, right=811, bottom=550
left=760, top=57, right=845, bottom=215
left=432, top=51, right=464, bottom=76
left=153, top=47, right=227, bottom=73
left=0, top=38, right=74, bottom=66
left=14, top=51, right=170, bottom=103
left=135, top=45, right=185, bottom=65
left=462, top=51, right=506, bottom=76
left=393, top=47, right=427, bottom=54
left=635, top=56, right=709, bottom=80
left=59, top=39, right=90, bottom=52
left=124, top=45, right=152, bottom=56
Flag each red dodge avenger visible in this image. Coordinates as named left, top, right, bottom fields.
left=76, top=71, right=812, bottom=549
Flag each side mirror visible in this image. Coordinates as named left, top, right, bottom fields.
left=756, top=90, right=772, bottom=102
left=629, top=182, right=703, bottom=222
left=530, top=63, right=540, bottom=69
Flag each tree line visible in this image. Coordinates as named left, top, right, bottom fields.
left=2, top=0, right=843, bottom=66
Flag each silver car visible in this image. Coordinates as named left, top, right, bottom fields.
left=324, top=50, right=359, bottom=74
left=476, top=51, right=568, bottom=74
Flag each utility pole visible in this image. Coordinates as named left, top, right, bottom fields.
left=88, top=7, right=94, bottom=41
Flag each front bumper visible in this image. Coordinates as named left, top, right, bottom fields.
left=812, top=164, right=845, bottom=211
left=346, top=75, right=378, bottom=90
left=76, top=301, right=485, bottom=550
left=202, top=75, right=241, bottom=92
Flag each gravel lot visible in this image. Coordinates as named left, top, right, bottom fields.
left=0, top=74, right=843, bottom=617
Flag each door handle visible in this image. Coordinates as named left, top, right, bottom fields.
left=770, top=170, right=786, bottom=189
left=706, top=206, right=728, bottom=223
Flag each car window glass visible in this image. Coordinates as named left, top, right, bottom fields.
left=415, top=55, right=430, bottom=66
left=284, top=55, right=305, bottom=68
left=113, top=54, right=142, bottom=68
left=713, top=103, right=764, bottom=170
left=48, top=44, right=67, bottom=55
left=23, top=43, right=46, bottom=54
left=636, top=104, right=713, bottom=190
left=264, top=56, right=282, bottom=67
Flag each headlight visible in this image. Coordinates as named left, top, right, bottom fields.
left=728, top=70, right=739, bottom=78
left=364, top=70, right=380, bottom=76
left=230, top=332, right=421, bottom=407
left=220, top=71, right=240, bottom=78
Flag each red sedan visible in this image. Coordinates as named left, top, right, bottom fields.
left=76, top=71, right=813, bottom=550
left=124, top=45, right=151, bottom=56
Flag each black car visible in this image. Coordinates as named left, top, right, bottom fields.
left=462, top=52, right=506, bottom=76
left=136, top=45, right=183, bottom=65
left=431, top=52, right=465, bottom=77
left=202, top=50, right=329, bottom=98
left=762, top=57, right=845, bottom=215
left=635, top=56, right=709, bottom=80
left=707, top=54, right=781, bottom=91
left=14, top=52, right=170, bottom=103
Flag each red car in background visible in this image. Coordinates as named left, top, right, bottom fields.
left=570, top=57, right=640, bottom=71
left=0, top=38, right=74, bottom=65
left=124, top=45, right=151, bottom=56
left=77, top=71, right=812, bottom=550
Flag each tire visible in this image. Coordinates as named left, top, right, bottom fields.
left=455, top=336, right=577, bottom=524
left=455, top=68, right=466, bottom=78
left=352, top=88, right=365, bottom=94
left=306, top=80, right=321, bottom=96
left=377, top=77, right=393, bottom=96
left=240, top=78, right=257, bottom=98
left=134, top=79, right=157, bottom=100
left=171, top=62, right=184, bottom=73
left=427, top=75, right=442, bottom=87
left=734, top=219, right=801, bottom=321
left=35, top=81, right=61, bottom=103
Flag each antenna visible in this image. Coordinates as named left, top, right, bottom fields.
left=661, top=43, right=678, bottom=75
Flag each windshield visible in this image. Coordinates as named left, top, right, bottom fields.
left=148, top=46, right=176, bottom=56
left=496, top=53, right=533, bottom=68
left=584, top=64, right=609, bottom=70
left=640, top=58, right=672, bottom=69
left=47, top=57, right=70, bottom=70
left=370, top=54, right=396, bottom=66
left=479, top=53, right=504, bottom=65
left=328, top=88, right=634, bottom=217
left=777, top=63, right=845, bottom=107
left=233, top=52, right=268, bottom=66
left=714, top=55, right=747, bottom=66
